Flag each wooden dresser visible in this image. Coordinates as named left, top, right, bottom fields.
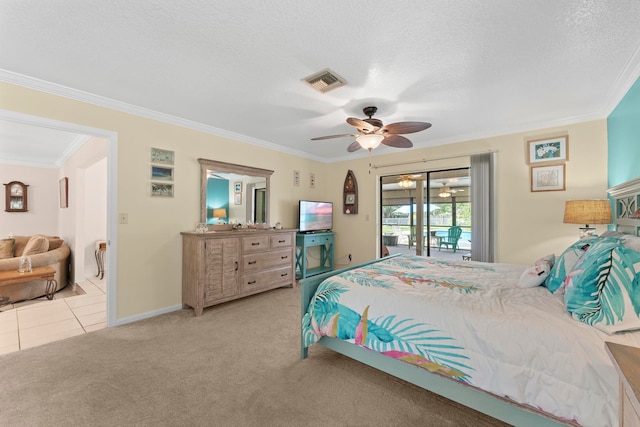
left=181, top=229, right=296, bottom=316
left=606, top=342, right=640, bottom=426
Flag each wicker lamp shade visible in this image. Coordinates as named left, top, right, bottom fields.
left=563, top=200, right=612, bottom=225
left=564, top=200, right=611, bottom=238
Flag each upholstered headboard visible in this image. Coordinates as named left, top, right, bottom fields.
left=607, top=176, right=640, bottom=236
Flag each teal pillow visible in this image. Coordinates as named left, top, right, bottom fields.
left=564, top=240, right=640, bottom=334
left=544, top=237, right=597, bottom=293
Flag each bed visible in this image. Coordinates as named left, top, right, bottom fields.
left=300, top=178, right=640, bottom=427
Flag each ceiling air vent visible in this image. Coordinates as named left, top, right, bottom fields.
left=302, top=69, right=347, bottom=93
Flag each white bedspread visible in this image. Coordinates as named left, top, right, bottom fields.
left=302, top=255, right=640, bottom=426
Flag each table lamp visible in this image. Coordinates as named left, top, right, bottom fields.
left=563, top=200, right=612, bottom=238
left=213, top=208, right=227, bottom=224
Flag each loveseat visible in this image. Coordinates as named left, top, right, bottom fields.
left=0, top=235, right=70, bottom=303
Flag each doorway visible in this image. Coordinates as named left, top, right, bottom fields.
left=380, top=168, right=471, bottom=258
left=0, top=109, right=117, bottom=328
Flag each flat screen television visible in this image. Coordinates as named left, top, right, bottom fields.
left=298, top=200, right=333, bottom=233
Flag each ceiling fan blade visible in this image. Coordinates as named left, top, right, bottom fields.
left=382, top=134, right=413, bottom=148
left=346, top=117, right=376, bottom=133
left=311, top=133, right=357, bottom=140
left=347, top=140, right=361, bottom=152
left=381, top=121, right=432, bottom=135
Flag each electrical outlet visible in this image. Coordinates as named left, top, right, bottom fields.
left=119, top=213, right=128, bottom=224
left=348, top=254, right=352, bottom=262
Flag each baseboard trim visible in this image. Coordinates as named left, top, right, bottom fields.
left=113, top=304, right=183, bottom=327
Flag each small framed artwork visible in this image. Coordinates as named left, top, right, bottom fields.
left=527, top=136, right=568, bottom=164
left=59, top=177, right=69, bottom=208
left=345, top=193, right=355, bottom=204
left=234, top=182, right=242, bottom=193
left=150, top=147, right=174, bottom=165
left=151, top=165, right=174, bottom=181
left=531, top=164, right=565, bottom=192
left=151, top=182, right=174, bottom=197
left=234, top=193, right=242, bottom=205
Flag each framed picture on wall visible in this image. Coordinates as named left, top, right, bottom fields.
left=151, top=182, right=174, bottom=197
left=234, top=182, right=242, bottom=193
left=59, top=177, right=68, bottom=208
left=150, top=147, right=174, bottom=165
left=151, top=165, right=174, bottom=181
left=526, top=136, right=568, bottom=164
left=234, top=193, right=242, bottom=205
left=531, top=164, right=565, bottom=192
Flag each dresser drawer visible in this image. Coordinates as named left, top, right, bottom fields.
left=270, top=233, right=293, bottom=248
left=242, top=266, right=293, bottom=291
left=303, top=234, right=334, bottom=245
left=241, top=235, right=270, bottom=253
left=242, top=249, right=293, bottom=272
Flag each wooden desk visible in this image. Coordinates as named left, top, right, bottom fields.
left=0, top=266, right=58, bottom=300
left=606, top=342, right=640, bottom=426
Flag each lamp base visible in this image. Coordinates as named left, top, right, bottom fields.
left=578, top=226, right=596, bottom=239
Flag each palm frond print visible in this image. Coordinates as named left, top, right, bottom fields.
left=362, top=306, right=472, bottom=382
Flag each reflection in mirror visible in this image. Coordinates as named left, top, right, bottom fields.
left=199, top=159, right=273, bottom=227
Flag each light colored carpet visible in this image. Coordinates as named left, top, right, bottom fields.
left=0, top=286, right=508, bottom=426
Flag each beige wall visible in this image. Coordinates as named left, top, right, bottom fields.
left=0, top=82, right=327, bottom=320
left=0, top=163, right=59, bottom=237
left=328, top=120, right=608, bottom=266
left=1, top=81, right=608, bottom=321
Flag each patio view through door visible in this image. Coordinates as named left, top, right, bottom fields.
left=380, top=168, right=471, bottom=259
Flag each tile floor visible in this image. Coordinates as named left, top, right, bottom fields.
left=0, top=276, right=106, bottom=355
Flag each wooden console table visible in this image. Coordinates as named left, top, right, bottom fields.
left=295, top=232, right=335, bottom=279
left=0, top=266, right=58, bottom=300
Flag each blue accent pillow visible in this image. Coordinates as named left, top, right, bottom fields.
left=564, top=239, right=640, bottom=334
left=544, top=237, right=597, bottom=294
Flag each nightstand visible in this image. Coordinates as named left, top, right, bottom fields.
left=606, top=342, right=640, bottom=426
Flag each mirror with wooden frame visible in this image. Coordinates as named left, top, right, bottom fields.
left=4, top=181, right=29, bottom=212
left=199, top=159, right=273, bottom=227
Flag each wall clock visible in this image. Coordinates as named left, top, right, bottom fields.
left=4, top=181, right=29, bottom=212
left=343, top=170, right=358, bottom=215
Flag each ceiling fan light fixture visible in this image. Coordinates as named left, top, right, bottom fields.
left=398, top=177, right=413, bottom=188
left=356, top=134, right=384, bottom=151
left=439, top=186, right=451, bottom=198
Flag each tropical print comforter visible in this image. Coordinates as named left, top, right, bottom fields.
left=302, top=256, right=640, bottom=427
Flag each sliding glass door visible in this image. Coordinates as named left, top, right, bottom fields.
left=380, top=168, right=470, bottom=258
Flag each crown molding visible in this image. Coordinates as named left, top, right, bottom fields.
left=0, top=69, right=328, bottom=163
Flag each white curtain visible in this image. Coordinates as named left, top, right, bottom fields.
left=470, top=152, right=496, bottom=262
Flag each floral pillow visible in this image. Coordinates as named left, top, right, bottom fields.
left=544, top=237, right=597, bottom=294
left=517, top=254, right=555, bottom=288
left=564, top=239, right=640, bottom=334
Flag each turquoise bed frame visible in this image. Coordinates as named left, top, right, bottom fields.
left=300, top=255, right=569, bottom=427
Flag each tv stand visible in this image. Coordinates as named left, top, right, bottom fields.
left=295, top=232, right=334, bottom=279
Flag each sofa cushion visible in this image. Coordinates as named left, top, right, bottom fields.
left=22, top=235, right=50, bottom=256
left=13, top=235, right=62, bottom=256
left=47, top=238, right=64, bottom=250
left=0, top=238, right=15, bottom=259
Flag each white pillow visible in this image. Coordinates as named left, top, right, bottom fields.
left=517, top=254, right=555, bottom=288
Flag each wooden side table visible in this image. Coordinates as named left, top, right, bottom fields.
left=0, top=266, right=58, bottom=300
left=95, top=241, right=106, bottom=280
left=606, top=342, right=640, bottom=426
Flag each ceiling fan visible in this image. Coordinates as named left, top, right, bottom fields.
left=311, top=106, right=432, bottom=152
left=439, top=182, right=464, bottom=198
left=396, top=174, right=424, bottom=188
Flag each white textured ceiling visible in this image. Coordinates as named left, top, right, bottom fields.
left=1, top=0, right=640, bottom=164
